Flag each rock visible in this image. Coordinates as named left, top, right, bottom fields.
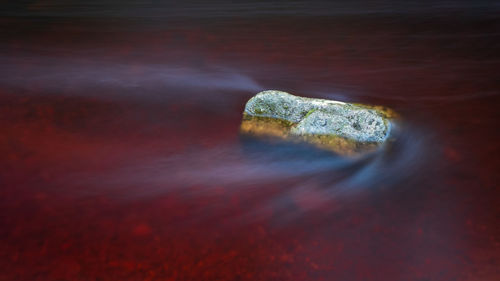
left=240, top=90, right=397, bottom=155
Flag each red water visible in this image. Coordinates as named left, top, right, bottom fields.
left=1, top=6, right=499, bottom=281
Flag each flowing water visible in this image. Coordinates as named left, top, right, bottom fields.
left=1, top=1, right=499, bottom=280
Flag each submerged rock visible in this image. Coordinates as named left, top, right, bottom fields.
left=240, top=90, right=397, bottom=155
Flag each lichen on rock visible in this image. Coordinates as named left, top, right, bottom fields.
left=240, top=90, right=396, bottom=155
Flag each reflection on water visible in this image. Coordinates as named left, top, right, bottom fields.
left=1, top=2, right=499, bottom=280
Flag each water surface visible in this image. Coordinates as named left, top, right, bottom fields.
left=1, top=2, right=499, bottom=280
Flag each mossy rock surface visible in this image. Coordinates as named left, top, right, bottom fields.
left=240, top=90, right=396, bottom=155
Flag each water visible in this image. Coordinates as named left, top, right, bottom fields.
left=1, top=2, right=499, bottom=280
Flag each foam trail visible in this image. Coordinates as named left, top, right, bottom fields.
left=0, top=55, right=262, bottom=99
left=61, top=122, right=431, bottom=206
